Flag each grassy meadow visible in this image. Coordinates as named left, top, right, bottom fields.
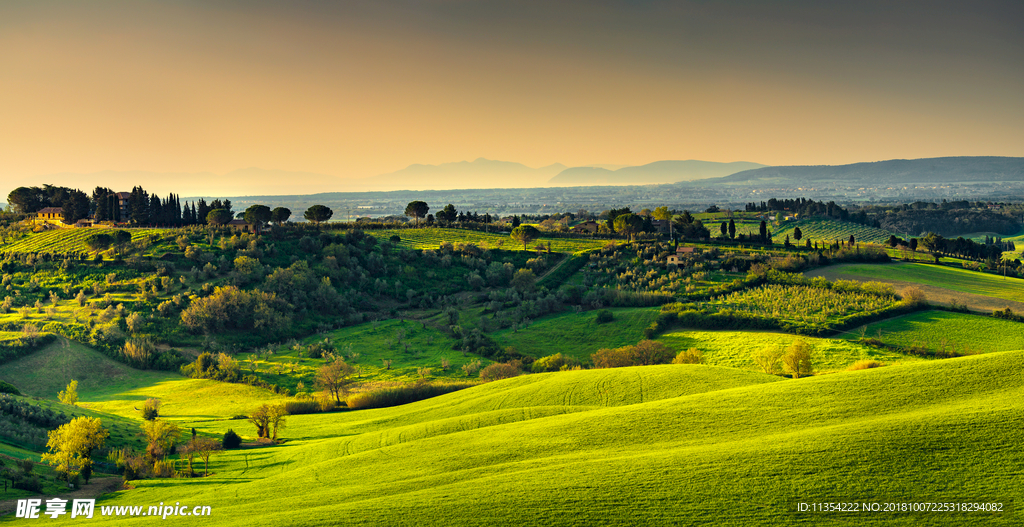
left=843, top=310, right=1024, bottom=355
left=491, top=308, right=660, bottom=362
left=24, top=351, right=1021, bottom=526
left=369, top=227, right=612, bottom=253
left=658, top=330, right=918, bottom=372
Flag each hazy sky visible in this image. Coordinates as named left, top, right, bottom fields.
left=2, top=0, right=1022, bottom=180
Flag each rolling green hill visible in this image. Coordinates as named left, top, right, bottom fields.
left=491, top=308, right=661, bottom=362
left=73, top=353, right=1022, bottom=525
left=842, top=310, right=1024, bottom=355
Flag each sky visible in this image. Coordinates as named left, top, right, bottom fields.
left=1, top=0, right=1023, bottom=186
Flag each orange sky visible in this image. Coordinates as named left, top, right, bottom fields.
left=1, top=0, right=1022, bottom=183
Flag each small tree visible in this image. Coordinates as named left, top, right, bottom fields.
left=315, top=360, right=354, bottom=404
left=141, top=398, right=161, bottom=420
left=794, top=227, right=803, bottom=241
left=195, top=437, right=221, bottom=476
left=631, top=340, right=674, bottom=365
left=304, top=205, right=333, bottom=224
left=179, top=440, right=198, bottom=477
left=510, top=225, right=540, bottom=250
left=404, top=201, right=429, bottom=225
left=222, top=429, right=242, bottom=449
left=58, top=379, right=78, bottom=406
left=41, top=417, right=109, bottom=482
left=510, top=269, right=537, bottom=293
left=248, top=404, right=272, bottom=439
left=206, top=208, right=233, bottom=227
left=142, top=420, right=180, bottom=459
left=752, top=346, right=784, bottom=374
left=613, top=213, right=644, bottom=241
left=781, top=340, right=813, bottom=379
left=671, top=348, right=704, bottom=364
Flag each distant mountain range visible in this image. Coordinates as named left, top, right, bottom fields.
left=548, top=160, right=767, bottom=186
left=357, top=158, right=567, bottom=190
left=713, top=156, right=1024, bottom=185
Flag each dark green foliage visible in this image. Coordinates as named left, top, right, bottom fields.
left=0, top=380, right=20, bottom=395
left=222, top=429, right=242, bottom=449
left=595, top=310, right=614, bottom=324
left=304, top=204, right=334, bottom=224
left=0, top=394, right=72, bottom=450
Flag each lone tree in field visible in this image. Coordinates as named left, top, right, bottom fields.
left=270, top=207, right=291, bottom=225
left=248, top=404, right=288, bottom=441
left=794, top=227, right=803, bottom=241
left=243, top=204, right=272, bottom=234
left=195, top=437, right=221, bottom=476
left=781, top=340, right=813, bottom=379
left=404, top=201, right=429, bottom=225
left=510, top=225, right=540, bottom=250
left=304, top=204, right=333, bottom=224
left=728, top=218, right=736, bottom=239
left=58, top=379, right=78, bottom=406
left=42, top=417, right=109, bottom=482
left=206, top=208, right=233, bottom=227
left=86, top=232, right=113, bottom=253
left=315, top=360, right=355, bottom=405
left=752, top=346, right=784, bottom=374
left=142, top=419, right=180, bottom=459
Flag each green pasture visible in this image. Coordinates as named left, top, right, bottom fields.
left=843, top=310, right=1024, bottom=355
left=491, top=307, right=661, bottom=362
left=67, top=350, right=1024, bottom=526
left=658, top=330, right=917, bottom=372
left=808, top=262, right=1024, bottom=304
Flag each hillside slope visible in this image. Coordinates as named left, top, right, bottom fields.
left=550, top=160, right=766, bottom=186
left=89, top=355, right=1021, bottom=526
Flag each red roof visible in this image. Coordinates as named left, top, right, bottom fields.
left=37, top=207, right=63, bottom=214
left=116, top=192, right=131, bottom=199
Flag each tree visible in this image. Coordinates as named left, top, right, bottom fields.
left=510, top=225, right=540, bottom=250
left=794, top=227, right=803, bottom=241
left=142, top=420, right=180, bottom=459
left=268, top=405, right=287, bottom=441
left=315, top=360, right=355, bottom=405
left=270, top=207, right=291, bottom=225
left=510, top=269, right=537, bottom=293
left=86, top=232, right=113, bottom=253
left=781, top=340, right=813, bottom=379
left=728, top=218, right=736, bottom=239
left=437, top=203, right=458, bottom=224
left=179, top=439, right=198, bottom=477
left=752, top=346, right=784, bottom=374
left=511, top=215, right=521, bottom=228
left=887, top=234, right=899, bottom=248
left=849, top=234, right=856, bottom=246
left=631, top=340, right=674, bottom=365
left=61, top=189, right=90, bottom=224
left=248, top=405, right=272, bottom=439
left=195, top=437, right=221, bottom=476
left=58, top=379, right=78, bottom=406
left=206, top=208, right=233, bottom=226
left=720, top=221, right=728, bottom=238
left=243, top=205, right=272, bottom=234
left=41, top=417, right=109, bottom=482
left=141, top=398, right=160, bottom=420
left=759, top=220, right=768, bottom=242
left=404, top=201, right=429, bottom=225
left=613, top=213, right=644, bottom=241
left=304, top=205, right=333, bottom=224
left=652, top=206, right=671, bottom=221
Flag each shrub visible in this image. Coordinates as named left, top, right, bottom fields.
left=595, top=310, right=614, bottom=324
left=222, top=429, right=242, bottom=449
left=479, top=362, right=522, bottom=382
left=591, top=347, right=634, bottom=368
left=847, top=360, right=886, bottom=371
left=900, top=286, right=926, bottom=306
left=283, top=400, right=322, bottom=415
left=671, top=348, right=704, bottom=364
left=0, top=380, right=21, bottom=395
left=141, top=398, right=160, bottom=420
left=531, top=353, right=580, bottom=373
left=346, top=383, right=476, bottom=410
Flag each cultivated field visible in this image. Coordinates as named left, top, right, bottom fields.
left=0, top=228, right=165, bottom=255
left=491, top=308, right=660, bottom=362
left=774, top=219, right=896, bottom=244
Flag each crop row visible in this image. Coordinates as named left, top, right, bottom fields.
left=371, top=228, right=611, bottom=253
left=773, top=220, right=896, bottom=244
left=706, top=284, right=900, bottom=325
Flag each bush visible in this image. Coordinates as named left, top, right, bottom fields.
left=531, top=353, right=580, bottom=373
left=592, top=340, right=674, bottom=368
left=141, top=398, right=160, bottom=421
left=900, top=286, right=926, bottom=306
left=751, top=346, right=784, bottom=374
left=671, top=348, right=704, bottom=364
left=346, top=383, right=476, bottom=410
left=222, top=429, right=242, bottom=449
left=0, top=380, right=20, bottom=395
left=781, top=340, right=813, bottom=379
left=283, top=400, right=322, bottom=415
left=595, top=310, right=614, bottom=324
left=479, top=362, right=523, bottom=382
left=847, top=359, right=886, bottom=371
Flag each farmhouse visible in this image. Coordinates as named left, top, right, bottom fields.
left=227, top=219, right=254, bottom=232
left=36, top=207, right=63, bottom=220
left=666, top=246, right=697, bottom=265
left=571, top=221, right=599, bottom=234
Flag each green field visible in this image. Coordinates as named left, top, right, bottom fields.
left=774, top=219, right=897, bottom=244
left=491, top=308, right=660, bottom=362
left=48, top=351, right=1023, bottom=526
left=807, top=262, right=1024, bottom=304
left=843, top=310, right=1024, bottom=355
left=370, top=227, right=613, bottom=253
left=659, top=330, right=917, bottom=371
left=0, top=227, right=165, bottom=255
